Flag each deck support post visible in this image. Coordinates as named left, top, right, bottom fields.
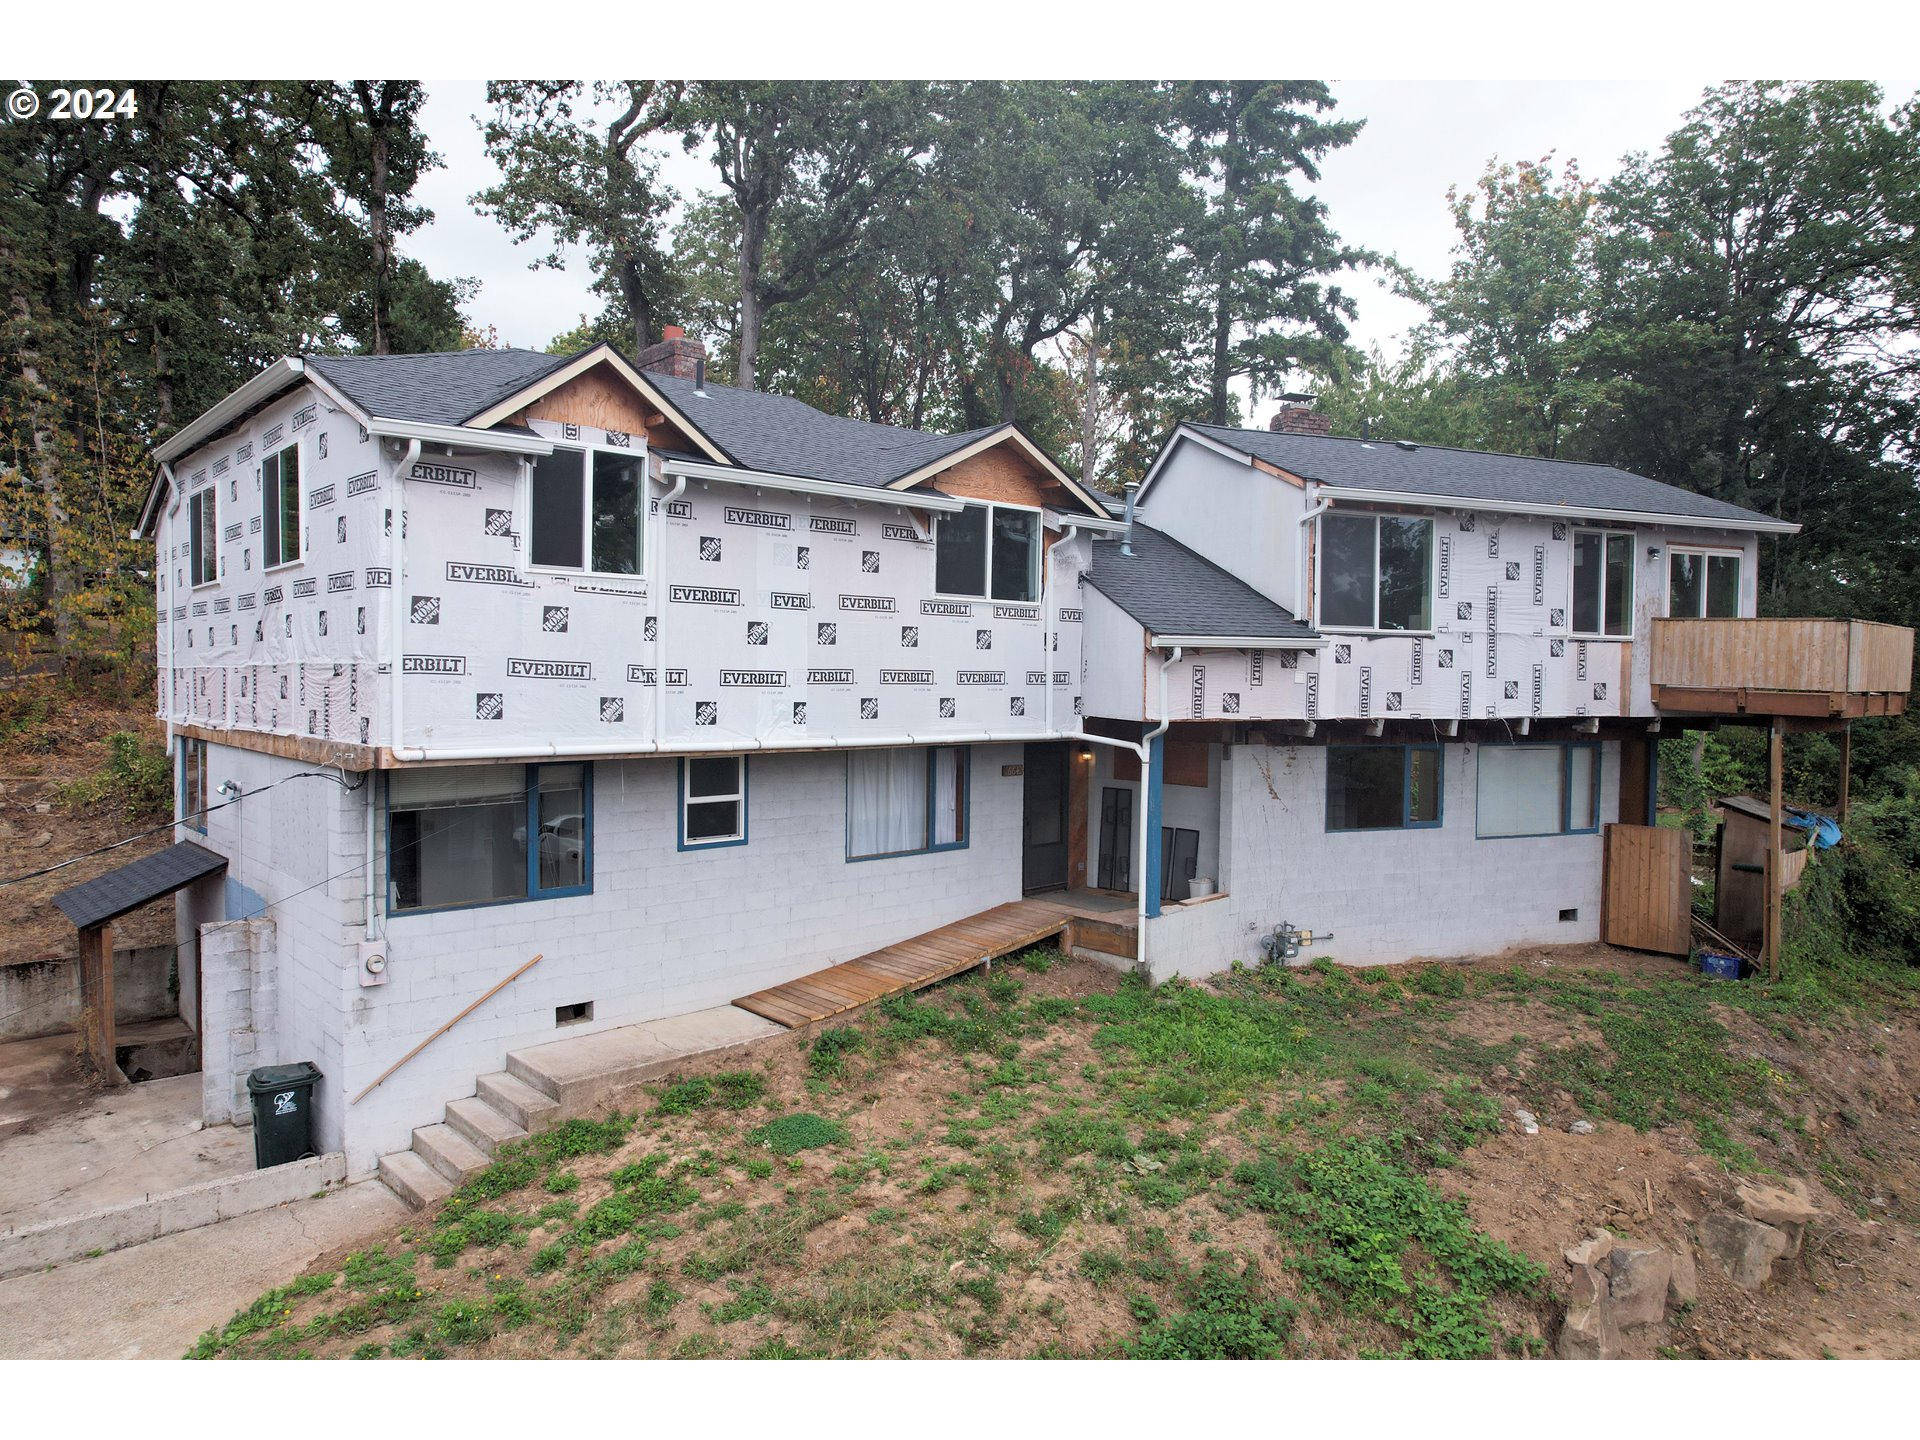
left=77, top=920, right=119, bottom=1082
left=1837, top=721, right=1852, bottom=825
left=1766, top=721, right=1784, bottom=981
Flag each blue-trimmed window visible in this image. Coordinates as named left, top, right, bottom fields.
left=178, top=737, right=208, bottom=833
left=680, top=756, right=748, bottom=849
left=388, top=762, right=592, bottom=914
left=1326, top=744, right=1442, bottom=831
left=1476, top=742, right=1600, bottom=839
left=847, top=746, right=969, bottom=860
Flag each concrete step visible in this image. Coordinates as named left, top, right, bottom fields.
left=475, top=1071, right=561, bottom=1133
left=378, top=1148, right=453, bottom=1210
left=503, top=1006, right=785, bottom=1116
left=445, top=1095, right=527, bottom=1157
left=411, top=1123, right=491, bottom=1185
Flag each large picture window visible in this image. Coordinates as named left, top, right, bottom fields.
left=389, top=763, right=591, bottom=914
left=1669, top=549, right=1741, bottom=618
left=1572, top=530, right=1634, bottom=636
left=530, top=446, right=646, bottom=575
left=848, top=746, right=968, bottom=859
left=1326, top=744, right=1442, bottom=831
left=1476, top=743, right=1599, bottom=838
left=262, top=441, right=301, bottom=569
left=1319, top=512, right=1432, bottom=631
left=189, top=487, right=218, bottom=587
left=681, top=756, right=747, bottom=848
left=935, top=503, right=1038, bottom=603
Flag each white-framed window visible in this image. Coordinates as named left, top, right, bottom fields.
left=1318, top=511, right=1433, bottom=632
left=847, top=746, right=968, bottom=859
left=189, top=486, right=218, bottom=587
left=1571, top=529, right=1634, bottom=637
left=178, top=737, right=208, bottom=832
left=681, top=755, right=747, bottom=848
left=261, top=440, right=301, bottom=569
left=528, top=445, right=646, bottom=576
left=935, top=502, right=1039, bottom=603
left=1668, top=547, right=1743, bottom=618
left=1476, top=742, right=1600, bottom=838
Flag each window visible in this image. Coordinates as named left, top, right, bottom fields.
left=261, top=442, right=301, bottom=568
left=189, top=487, right=218, bottom=587
left=1476, top=743, right=1599, bottom=838
left=935, top=504, right=1038, bottom=603
left=681, top=756, right=747, bottom=848
left=1669, top=549, right=1742, bottom=618
left=1326, top=744, right=1442, bottom=831
left=1319, top=512, right=1432, bottom=631
left=179, top=738, right=207, bottom=833
left=529, top=446, right=646, bottom=575
left=847, top=746, right=968, bottom=859
left=1571, top=530, right=1634, bottom=636
left=389, top=763, right=591, bottom=914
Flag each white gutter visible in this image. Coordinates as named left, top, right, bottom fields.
left=1297, top=484, right=1331, bottom=622
left=1314, top=485, right=1801, bottom=536
left=1046, top=509, right=1128, bottom=534
left=1043, top=523, right=1081, bottom=738
left=152, top=357, right=306, bottom=467
left=366, top=418, right=555, bottom=457
left=386, top=438, right=422, bottom=762
left=662, top=457, right=965, bottom=512
left=654, top=471, right=688, bottom=751
left=1151, top=633, right=1326, bottom=650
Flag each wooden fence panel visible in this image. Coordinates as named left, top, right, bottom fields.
left=1602, top=823, right=1692, bottom=956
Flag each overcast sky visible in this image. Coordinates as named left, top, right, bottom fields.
left=407, top=77, right=1915, bottom=365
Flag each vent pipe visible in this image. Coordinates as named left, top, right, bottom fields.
left=1121, top=481, right=1139, bottom=557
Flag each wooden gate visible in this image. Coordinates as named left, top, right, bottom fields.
left=1601, top=823, right=1692, bottom=955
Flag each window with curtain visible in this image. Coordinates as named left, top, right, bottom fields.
left=682, top=755, right=746, bottom=847
left=1326, top=745, right=1442, bottom=831
left=1668, top=550, right=1741, bottom=618
left=389, top=763, right=592, bottom=913
left=1572, top=530, right=1634, bottom=636
left=262, top=441, right=301, bottom=568
left=936, top=504, right=1038, bottom=602
left=1319, top=512, right=1433, bottom=631
left=1476, top=744, right=1600, bottom=838
left=848, top=747, right=968, bottom=859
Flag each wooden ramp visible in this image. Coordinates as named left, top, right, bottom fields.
left=734, top=898, right=1123, bottom=1029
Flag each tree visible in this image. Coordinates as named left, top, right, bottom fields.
left=1313, top=341, right=1488, bottom=448
left=1171, top=82, right=1371, bottom=425
left=474, top=81, right=684, bottom=354
left=677, top=82, right=933, bottom=390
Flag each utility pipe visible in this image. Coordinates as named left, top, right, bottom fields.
left=1296, top=485, right=1330, bottom=623
left=377, top=437, right=421, bottom=926
left=654, top=470, right=688, bottom=753
left=159, top=461, right=179, bottom=749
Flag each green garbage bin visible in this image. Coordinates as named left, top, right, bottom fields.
left=247, top=1061, right=321, bottom=1168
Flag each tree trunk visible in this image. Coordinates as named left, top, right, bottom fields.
left=1078, top=325, right=1102, bottom=480
left=737, top=201, right=768, bottom=391
left=618, top=253, right=654, bottom=354
left=354, top=82, right=395, bottom=356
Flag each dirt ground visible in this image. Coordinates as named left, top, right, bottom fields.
left=194, top=940, right=1920, bottom=1361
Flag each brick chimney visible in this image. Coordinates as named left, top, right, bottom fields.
left=1269, top=395, right=1332, bottom=437
left=634, top=325, right=707, bottom=381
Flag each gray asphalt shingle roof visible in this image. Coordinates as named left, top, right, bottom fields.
left=645, top=372, right=998, bottom=487
left=1086, top=524, right=1317, bottom=644
left=305, top=349, right=575, bottom=427
left=1184, top=424, right=1787, bottom=529
left=51, top=841, right=228, bottom=931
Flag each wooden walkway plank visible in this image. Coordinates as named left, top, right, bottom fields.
left=732, top=897, right=1125, bottom=1028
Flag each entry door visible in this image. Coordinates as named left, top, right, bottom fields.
left=1097, top=786, right=1132, bottom=891
left=1022, top=743, right=1070, bottom=893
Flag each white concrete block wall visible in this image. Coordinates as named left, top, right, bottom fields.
left=1146, top=739, right=1621, bottom=979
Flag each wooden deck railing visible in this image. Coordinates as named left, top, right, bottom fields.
left=1650, top=618, right=1913, bottom=700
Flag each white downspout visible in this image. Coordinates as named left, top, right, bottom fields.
left=386, top=437, right=420, bottom=760
left=1297, top=485, right=1330, bottom=623
left=1044, top=523, right=1081, bottom=738
left=654, top=471, right=688, bottom=753
left=159, top=462, right=178, bottom=751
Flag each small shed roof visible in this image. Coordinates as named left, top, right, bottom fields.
left=51, top=841, right=228, bottom=931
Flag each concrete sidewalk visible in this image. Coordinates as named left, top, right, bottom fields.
left=0, top=1180, right=408, bottom=1359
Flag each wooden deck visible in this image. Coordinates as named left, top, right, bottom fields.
left=734, top=897, right=1131, bottom=1029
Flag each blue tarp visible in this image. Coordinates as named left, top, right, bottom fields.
left=1785, top=807, right=1843, bottom=850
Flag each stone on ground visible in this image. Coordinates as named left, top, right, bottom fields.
left=1699, top=1211, right=1791, bottom=1290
